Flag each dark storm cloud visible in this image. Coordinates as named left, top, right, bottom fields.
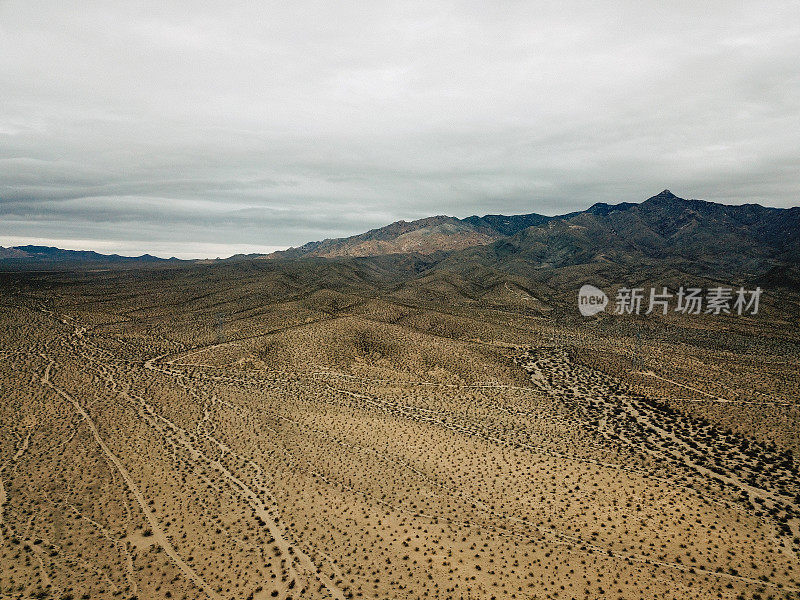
left=2, top=1, right=799, bottom=257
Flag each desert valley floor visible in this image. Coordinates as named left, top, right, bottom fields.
left=1, top=263, right=799, bottom=600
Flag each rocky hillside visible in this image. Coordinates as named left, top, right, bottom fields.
left=436, top=190, right=800, bottom=282
left=265, top=212, right=552, bottom=259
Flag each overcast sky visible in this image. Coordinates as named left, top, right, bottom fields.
left=2, top=1, right=799, bottom=258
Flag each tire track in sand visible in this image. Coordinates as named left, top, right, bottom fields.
left=38, top=355, right=222, bottom=600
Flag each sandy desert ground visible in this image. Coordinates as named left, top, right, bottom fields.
left=1, top=264, right=798, bottom=600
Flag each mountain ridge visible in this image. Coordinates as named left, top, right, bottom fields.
left=263, top=211, right=554, bottom=260
left=435, top=190, right=800, bottom=278
left=0, top=245, right=182, bottom=269
left=3, top=192, right=799, bottom=282
left=263, top=189, right=800, bottom=262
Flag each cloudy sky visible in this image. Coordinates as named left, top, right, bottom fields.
left=2, top=1, right=799, bottom=258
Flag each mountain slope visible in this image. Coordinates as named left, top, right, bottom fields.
left=265, top=190, right=800, bottom=277
left=436, top=190, right=800, bottom=281
left=380, top=190, right=800, bottom=315
left=265, top=212, right=553, bottom=259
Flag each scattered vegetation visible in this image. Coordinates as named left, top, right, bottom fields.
left=0, top=262, right=798, bottom=600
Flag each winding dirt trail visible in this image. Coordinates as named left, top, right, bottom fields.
left=639, top=370, right=796, bottom=407
left=0, top=429, right=32, bottom=543
left=13, top=300, right=797, bottom=597
left=134, top=345, right=346, bottom=598
left=38, top=355, right=223, bottom=600
left=520, top=348, right=800, bottom=552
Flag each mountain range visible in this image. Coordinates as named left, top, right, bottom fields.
left=0, top=245, right=178, bottom=268
left=3, top=191, right=799, bottom=296
left=265, top=212, right=553, bottom=259
left=265, top=190, right=799, bottom=270
left=262, top=190, right=800, bottom=298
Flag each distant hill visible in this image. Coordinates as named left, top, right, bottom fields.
left=264, top=212, right=552, bottom=259
left=0, top=245, right=181, bottom=269
left=262, top=190, right=800, bottom=275
left=379, top=190, right=800, bottom=312
left=438, top=190, right=800, bottom=280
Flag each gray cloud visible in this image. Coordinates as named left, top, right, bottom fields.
left=2, top=1, right=799, bottom=257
